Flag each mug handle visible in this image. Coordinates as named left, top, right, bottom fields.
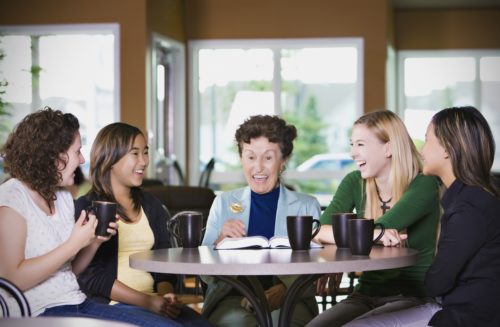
left=85, top=205, right=96, bottom=221
left=167, top=212, right=182, bottom=240
left=373, top=223, right=385, bottom=243
left=311, top=219, right=321, bottom=240
left=172, top=210, right=206, bottom=231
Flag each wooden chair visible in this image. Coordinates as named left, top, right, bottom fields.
left=316, top=272, right=358, bottom=311
left=0, top=277, right=31, bottom=317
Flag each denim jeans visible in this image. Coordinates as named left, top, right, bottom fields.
left=343, top=302, right=441, bottom=327
left=40, top=299, right=206, bottom=327
left=113, top=302, right=212, bottom=327
left=306, top=292, right=431, bottom=327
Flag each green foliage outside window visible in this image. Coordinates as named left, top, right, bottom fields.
left=0, top=43, right=11, bottom=145
left=209, top=81, right=341, bottom=196
left=0, top=42, right=11, bottom=181
left=283, top=95, right=338, bottom=194
left=283, top=95, right=328, bottom=168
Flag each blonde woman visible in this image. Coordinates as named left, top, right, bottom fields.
left=309, top=110, right=440, bottom=327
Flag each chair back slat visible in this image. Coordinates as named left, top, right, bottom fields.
left=0, top=277, right=31, bottom=317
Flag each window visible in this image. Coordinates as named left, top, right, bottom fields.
left=189, top=39, right=363, bottom=205
left=398, top=50, right=500, bottom=171
left=148, top=34, right=186, bottom=185
left=0, top=24, right=120, bottom=177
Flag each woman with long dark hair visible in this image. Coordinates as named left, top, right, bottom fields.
left=76, top=122, right=211, bottom=327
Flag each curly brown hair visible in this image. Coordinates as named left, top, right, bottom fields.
left=1, top=107, right=80, bottom=206
left=235, top=115, right=297, bottom=159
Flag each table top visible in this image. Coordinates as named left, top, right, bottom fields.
left=0, top=317, right=137, bottom=327
left=130, top=245, right=418, bottom=275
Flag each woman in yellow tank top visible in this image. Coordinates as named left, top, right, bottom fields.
left=75, top=122, right=211, bottom=327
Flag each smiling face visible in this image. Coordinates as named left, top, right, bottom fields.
left=350, top=124, right=392, bottom=180
left=58, top=132, right=85, bottom=187
left=110, top=134, right=149, bottom=189
left=240, top=136, right=286, bottom=194
left=421, top=122, right=451, bottom=183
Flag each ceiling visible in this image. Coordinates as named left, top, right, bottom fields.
left=392, top=0, right=500, bottom=9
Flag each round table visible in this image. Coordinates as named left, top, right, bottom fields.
left=130, top=245, right=418, bottom=327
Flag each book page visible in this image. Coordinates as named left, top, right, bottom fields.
left=310, top=241, right=323, bottom=248
left=269, top=236, right=323, bottom=249
left=268, top=236, right=291, bottom=248
left=215, top=235, right=324, bottom=250
left=215, top=235, right=270, bottom=250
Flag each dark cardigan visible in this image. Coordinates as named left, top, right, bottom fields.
left=74, top=191, right=177, bottom=303
left=426, top=180, right=500, bottom=326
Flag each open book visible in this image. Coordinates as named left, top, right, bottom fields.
left=215, top=235, right=322, bottom=250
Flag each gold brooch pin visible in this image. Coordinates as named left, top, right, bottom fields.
left=230, top=202, right=243, bottom=213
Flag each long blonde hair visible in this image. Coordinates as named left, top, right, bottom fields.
left=355, top=111, right=422, bottom=219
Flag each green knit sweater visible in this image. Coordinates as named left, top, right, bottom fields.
left=321, top=170, right=440, bottom=297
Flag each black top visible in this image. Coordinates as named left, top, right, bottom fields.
left=75, top=191, right=177, bottom=303
left=426, top=180, right=500, bottom=326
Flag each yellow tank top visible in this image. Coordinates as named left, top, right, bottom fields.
left=116, top=208, right=155, bottom=294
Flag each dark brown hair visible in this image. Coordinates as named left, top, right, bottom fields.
left=1, top=107, right=80, bottom=207
left=235, top=115, right=297, bottom=159
left=88, top=122, right=144, bottom=222
left=432, top=106, right=499, bottom=197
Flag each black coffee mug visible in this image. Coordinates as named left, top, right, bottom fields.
left=332, top=213, right=358, bottom=248
left=348, top=218, right=385, bottom=256
left=87, top=201, right=117, bottom=237
left=286, top=216, right=321, bottom=251
left=168, top=211, right=203, bottom=248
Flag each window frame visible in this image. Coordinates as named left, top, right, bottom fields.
left=147, top=33, right=186, bottom=182
left=0, top=23, right=121, bottom=120
left=0, top=24, right=120, bottom=179
left=397, top=49, right=500, bottom=171
left=188, top=38, right=364, bottom=186
left=397, top=49, right=500, bottom=114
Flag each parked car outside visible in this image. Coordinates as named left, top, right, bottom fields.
left=296, top=152, right=354, bottom=172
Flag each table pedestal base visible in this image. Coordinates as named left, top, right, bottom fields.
left=279, top=274, right=321, bottom=327
left=216, top=276, right=273, bottom=327
left=216, top=273, right=321, bottom=327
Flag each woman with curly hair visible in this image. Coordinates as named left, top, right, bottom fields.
left=0, top=107, right=183, bottom=326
